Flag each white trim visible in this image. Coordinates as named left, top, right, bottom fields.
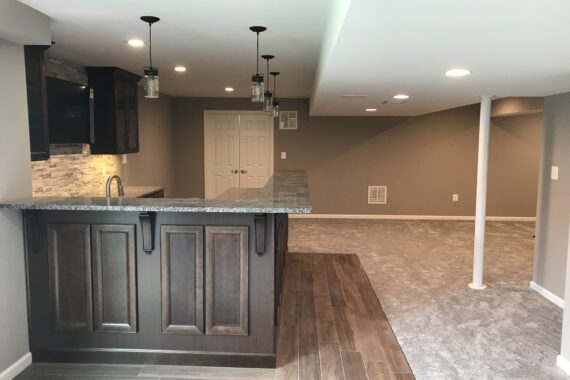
left=557, top=355, right=570, bottom=375
left=530, top=281, right=564, bottom=308
left=0, top=352, right=31, bottom=380
left=289, top=214, right=536, bottom=222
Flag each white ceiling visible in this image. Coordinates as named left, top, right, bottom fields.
left=18, top=0, right=570, bottom=116
left=311, top=0, right=570, bottom=116
left=19, top=0, right=331, bottom=98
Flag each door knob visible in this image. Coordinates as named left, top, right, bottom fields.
left=231, top=169, right=239, bottom=174
left=241, top=169, right=248, bottom=174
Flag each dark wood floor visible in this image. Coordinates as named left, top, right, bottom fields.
left=16, top=253, right=414, bottom=380
left=276, top=253, right=414, bottom=380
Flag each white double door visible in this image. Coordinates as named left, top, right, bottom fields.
left=204, top=111, right=274, bottom=198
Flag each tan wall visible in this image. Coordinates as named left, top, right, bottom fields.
left=491, top=97, right=543, bottom=117
left=171, top=97, right=541, bottom=216
left=122, top=89, right=176, bottom=197
left=533, top=92, right=570, bottom=299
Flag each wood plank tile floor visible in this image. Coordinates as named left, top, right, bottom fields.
left=16, top=253, right=413, bottom=380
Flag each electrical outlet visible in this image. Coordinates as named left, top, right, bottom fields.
left=551, top=166, right=559, bottom=180
left=281, top=152, right=287, bottom=159
left=452, top=193, right=459, bottom=202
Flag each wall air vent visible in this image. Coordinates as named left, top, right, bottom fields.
left=279, top=111, right=298, bottom=130
left=368, top=185, right=387, bottom=205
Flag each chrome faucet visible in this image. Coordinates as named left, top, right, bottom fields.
left=106, top=175, right=125, bottom=197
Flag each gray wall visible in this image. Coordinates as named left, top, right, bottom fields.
left=0, top=38, right=33, bottom=374
left=122, top=89, right=176, bottom=197
left=172, top=97, right=541, bottom=216
left=533, top=92, right=570, bottom=299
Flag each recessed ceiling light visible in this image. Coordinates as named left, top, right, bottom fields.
left=225, top=87, right=235, bottom=92
left=365, top=108, right=377, bottom=112
left=446, top=68, right=471, bottom=77
left=127, top=39, right=144, bottom=47
left=393, top=94, right=410, bottom=100
left=174, top=66, right=187, bottom=73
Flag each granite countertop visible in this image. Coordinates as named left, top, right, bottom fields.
left=79, top=186, right=165, bottom=198
left=0, top=171, right=312, bottom=214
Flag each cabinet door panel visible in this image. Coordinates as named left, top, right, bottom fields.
left=92, top=224, right=137, bottom=333
left=125, top=82, right=139, bottom=152
left=161, top=225, right=204, bottom=334
left=47, top=223, right=92, bottom=332
left=205, top=226, right=249, bottom=336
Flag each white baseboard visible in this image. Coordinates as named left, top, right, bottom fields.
left=289, top=214, right=536, bottom=222
left=557, top=355, right=570, bottom=375
left=530, top=281, right=564, bottom=309
left=0, top=352, right=31, bottom=380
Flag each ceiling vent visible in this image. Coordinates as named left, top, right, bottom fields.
left=342, top=94, right=368, bottom=99
left=368, top=186, right=387, bottom=205
left=279, top=111, right=298, bottom=130
left=382, top=99, right=408, bottom=105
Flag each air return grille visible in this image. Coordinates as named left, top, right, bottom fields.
left=279, top=111, right=298, bottom=130
left=368, top=186, right=387, bottom=204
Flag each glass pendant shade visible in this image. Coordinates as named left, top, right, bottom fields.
left=141, top=16, right=160, bottom=99
left=263, top=92, right=274, bottom=112
left=144, top=67, right=159, bottom=98
left=272, top=100, right=279, bottom=118
left=251, top=74, right=264, bottom=102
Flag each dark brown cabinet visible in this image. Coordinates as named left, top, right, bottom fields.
left=24, top=45, right=51, bottom=161
left=25, top=211, right=280, bottom=367
left=86, top=67, right=141, bottom=154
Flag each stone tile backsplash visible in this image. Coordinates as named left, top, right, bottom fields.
left=32, top=145, right=122, bottom=196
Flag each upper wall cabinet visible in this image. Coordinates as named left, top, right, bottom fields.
left=86, top=67, right=142, bottom=154
left=24, top=45, right=51, bottom=161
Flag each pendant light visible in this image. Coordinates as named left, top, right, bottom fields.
left=270, top=71, right=280, bottom=118
left=141, top=16, right=160, bottom=98
left=261, top=55, right=274, bottom=112
left=249, top=26, right=267, bottom=103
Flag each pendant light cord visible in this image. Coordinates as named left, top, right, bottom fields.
left=273, top=75, right=277, bottom=99
left=148, top=22, right=153, bottom=68
left=256, top=32, right=260, bottom=75
left=266, top=59, right=270, bottom=90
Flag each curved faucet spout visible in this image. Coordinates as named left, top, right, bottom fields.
left=106, top=175, right=125, bottom=197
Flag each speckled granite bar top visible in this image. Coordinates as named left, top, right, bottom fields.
left=0, top=171, right=311, bottom=214
left=79, top=186, right=165, bottom=198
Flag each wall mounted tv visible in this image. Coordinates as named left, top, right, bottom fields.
left=46, top=76, right=94, bottom=144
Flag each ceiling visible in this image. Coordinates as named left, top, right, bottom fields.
left=18, top=0, right=570, bottom=116
left=311, top=0, right=570, bottom=116
left=19, top=0, right=331, bottom=99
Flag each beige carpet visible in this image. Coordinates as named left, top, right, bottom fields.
left=288, top=219, right=568, bottom=380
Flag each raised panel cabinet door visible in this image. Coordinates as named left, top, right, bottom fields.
left=92, top=224, right=137, bottom=333
left=161, top=225, right=204, bottom=334
left=24, top=45, right=51, bottom=161
left=205, top=226, right=249, bottom=336
left=47, top=223, right=93, bottom=332
left=125, top=82, right=139, bottom=152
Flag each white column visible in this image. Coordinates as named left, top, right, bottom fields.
left=469, top=95, right=492, bottom=290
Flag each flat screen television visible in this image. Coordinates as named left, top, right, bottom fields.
left=46, top=76, right=93, bottom=144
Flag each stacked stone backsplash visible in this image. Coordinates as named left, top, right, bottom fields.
left=32, top=145, right=122, bottom=196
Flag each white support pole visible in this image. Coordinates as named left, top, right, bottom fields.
left=469, top=95, right=492, bottom=290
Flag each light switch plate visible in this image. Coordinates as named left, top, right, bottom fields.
left=122, top=154, right=128, bottom=164
left=551, top=166, right=559, bottom=180
left=281, top=152, right=287, bottom=159
left=452, top=194, right=459, bottom=202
